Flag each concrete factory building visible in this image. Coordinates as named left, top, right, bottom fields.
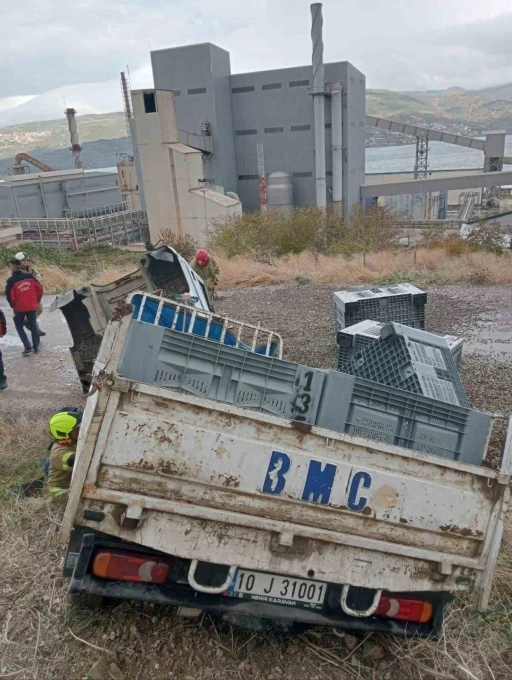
left=130, top=88, right=242, bottom=245
left=136, top=40, right=365, bottom=214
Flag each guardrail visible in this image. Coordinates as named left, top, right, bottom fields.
left=2, top=210, right=149, bottom=249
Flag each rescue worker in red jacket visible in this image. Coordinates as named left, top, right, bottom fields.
left=5, top=258, right=43, bottom=356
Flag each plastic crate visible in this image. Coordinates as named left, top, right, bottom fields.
left=343, top=323, right=470, bottom=407
left=333, top=284, right=426, bottom=332
left=130, top=292, right=283, bottom=357
left=337, top=320, right=464, bottom=369
left=117, top=320, right=489, bottom=465
left=117, top=320, right=323, bottom=420
left=316, top=372, right=489, bottom=466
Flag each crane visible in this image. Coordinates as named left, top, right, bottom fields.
left=12, top=153, right=54, bottom=175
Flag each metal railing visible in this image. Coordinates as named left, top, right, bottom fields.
left=64, top=201, right=129, bottom=218
left=5, top=210, right=148, bottom=249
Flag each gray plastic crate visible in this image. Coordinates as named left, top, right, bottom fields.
left=343, top=323, right=470, bottom=407
left=116, top=320, right=489, bottom=465
left=316, top=372, right=489, bottom=466
left=117, top=321, right=324, bottom=421
left=337, top=320, right=464, bottom=369
left=333, top=284, right=426, bottom=332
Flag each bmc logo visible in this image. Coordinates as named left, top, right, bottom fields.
left=262, top=450, right=372, bottom=512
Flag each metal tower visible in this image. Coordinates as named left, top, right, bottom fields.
left=481, top=155, right=503, bottom=206
left=414, top=136, right=428, bottom=179
left=65, top=108, right=83, bottom=169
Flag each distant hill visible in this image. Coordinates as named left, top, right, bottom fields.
left=0, top=137, right=133, bottom=177
left=0, top=81, right=511, bottom=165
left=366, top=82, right=512, bottom=134
left=0, top=112, right=128, bottom=162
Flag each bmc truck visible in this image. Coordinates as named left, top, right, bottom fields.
left=60, top=294, right=511, bottom=637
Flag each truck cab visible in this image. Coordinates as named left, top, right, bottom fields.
left=51, top=246, right=212, bottom=392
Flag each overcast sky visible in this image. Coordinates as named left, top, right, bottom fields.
left=2, top=0, right=512, bottom=124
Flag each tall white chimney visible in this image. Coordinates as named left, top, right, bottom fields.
left=311, top=3, right=326, bottom=207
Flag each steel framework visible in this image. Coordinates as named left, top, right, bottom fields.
left=414, top=137, right=429, bottom=179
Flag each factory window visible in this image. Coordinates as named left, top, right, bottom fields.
left=235, top=129, right=258, bottom=136
left=262, top=83, right=281, bottom=90
left=143, top=92, right=156, bottom=113
left=291, top=125, right=311, bottom=132
left=188, top=87, right=207, bottom=95
left=238, top=175, right=259, bottom=180
left=289, top=80, right=309, bottom=88
left=293, top=172, right=312, bottom=178
left=173, top=90, right=181, bottom=96
left=264, top=127, right=284, bottom=134
left=232, top=86, right=254, bottom=94
left=325, top=123, right=332, bottom=129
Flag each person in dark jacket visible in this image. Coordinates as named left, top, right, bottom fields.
left=0, top=308, right=7, bottom=389
left=5, top=258, right=44, bottom=356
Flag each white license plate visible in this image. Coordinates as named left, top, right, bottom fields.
left=225, top=569, right=327, bottom=609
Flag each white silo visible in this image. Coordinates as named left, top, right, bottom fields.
left=267, top=171, right=294, bottom=214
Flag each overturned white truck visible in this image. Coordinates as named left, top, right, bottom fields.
left=60, top=292, right=511, bottom=637
left=51, top=246, right=212, bottom=392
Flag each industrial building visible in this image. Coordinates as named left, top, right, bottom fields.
left=130, top=88, right=241, bottom=245
left=0, top=169, right=123, bottom=219
left=131, top=6, right=365, bottom=217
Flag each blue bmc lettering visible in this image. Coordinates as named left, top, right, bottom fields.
left=262, top=451, right=291, bottom=494
left=348, top=471, right=372, bottom=512
left=301, top=460, right=337, bottom=505
left=262, top=451, right=373, bottom=513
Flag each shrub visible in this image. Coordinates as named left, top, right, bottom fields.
left=466, top=222, right=511, bottom=254
left=159, top=231, right=199, bottom=261
left=209, top=204, right=405, bottom=259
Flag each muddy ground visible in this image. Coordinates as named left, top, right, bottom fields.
left=1, top=284, right=512, bottom=680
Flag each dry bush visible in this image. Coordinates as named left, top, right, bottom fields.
left=0, top=416, right=48, bottom=491
left=159, top=230, right=199, bottom=261
left=215, top=248, right=512, bottom=289
left=0, top=263, right=137, bottom=295
left=384, top=518, right=512, bottom=680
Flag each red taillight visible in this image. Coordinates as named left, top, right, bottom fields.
left=92, top=550, right=170, bottom=585
left=375, top=596, right=433, bottom=624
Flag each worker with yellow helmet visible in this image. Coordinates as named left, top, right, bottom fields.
left=47, top=407, right=83, bottom=499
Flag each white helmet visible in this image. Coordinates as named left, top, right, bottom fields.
left=14, top=251, right=28, bottom=261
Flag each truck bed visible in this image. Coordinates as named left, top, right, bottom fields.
left=61, top=312, right=511, bottom=614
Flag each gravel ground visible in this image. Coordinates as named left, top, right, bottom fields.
left=217, top=284, right=512, bottom=468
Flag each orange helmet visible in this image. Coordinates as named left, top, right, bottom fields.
left=195, top=249, right=210, bottom=266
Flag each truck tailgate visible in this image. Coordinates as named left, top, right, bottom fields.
left=63, top=376, right=510, bottom=608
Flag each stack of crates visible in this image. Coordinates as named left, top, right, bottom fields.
left=337, top=320, right=464, bottom=370
left=118, top=320, right=490, bottom=465
left=333, top=283, right=427, bottom=332
left=342, top=322, right=470, bottom=408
